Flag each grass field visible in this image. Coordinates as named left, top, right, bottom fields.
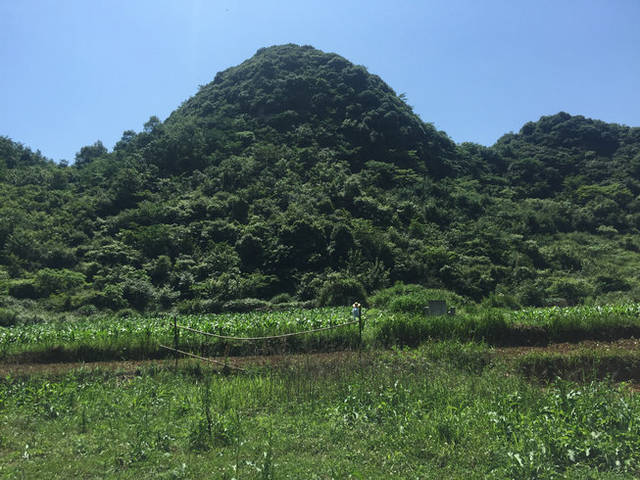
left=3, top=306, right=640, bottom=478
left=2, top=342, right=640, bottom=479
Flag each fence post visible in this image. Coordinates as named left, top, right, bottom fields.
left=173, top=315, right=179, bottom=369
left=353, top=302, right=363, bottom=355
left=358, top=306, right=363, bottom=347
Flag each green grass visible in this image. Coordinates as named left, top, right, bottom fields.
left=1, top=342, right=639, bottom=479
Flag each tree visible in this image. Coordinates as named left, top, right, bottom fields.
left=75, top=140, right=108, bottom=167
left=143, top=116, right=161, bottom=134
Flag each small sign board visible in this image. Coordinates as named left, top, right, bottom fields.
left=425, top=300, right=447, bottom=316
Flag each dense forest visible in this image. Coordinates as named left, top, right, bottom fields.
left=2, top=43, right=640, bottom=318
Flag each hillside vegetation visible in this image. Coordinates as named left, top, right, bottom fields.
left=1, top=44, right=640, bottom=318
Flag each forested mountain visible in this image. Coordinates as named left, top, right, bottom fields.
left=2, top=44, right=640, bottom=317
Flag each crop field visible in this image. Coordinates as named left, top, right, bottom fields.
left=0, top=308, right=365, bottom=362
left=4, top=304, right=640, bottom=364
left=3, top=306, right=640, bottom=478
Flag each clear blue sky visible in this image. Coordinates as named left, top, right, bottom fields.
left=1, top=0, right=639, bottom=162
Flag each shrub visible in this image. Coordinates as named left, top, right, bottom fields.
left=595, top=274, right=631, bottom=294
left=316, top=274, right=367, bottom=307
left=0, top=308, right=18, bottom=327
left=176, top=299, right=200, bottom=314
left=387, top=295, right=427, bottom=314
left=77, top=304, right=98, bottom=316
left=47, top=293, right=73, bottom=312
left=270, top=292, right=293, bottom=304
left=73, top=286, right=127, bottom=311
left=482, top=292, right=521, bottom=310
left=295, top=272, right=325, bottom=301
left=122, top=279, right=155, bottom=311
left=176, top=299, right=223, bottom=314
left=547, top=278, right=593, bottom=306
left=34, top=268, right=85, bottom=296
left=515, top=279, right=549, bottom=307
left=157, top=286, right=179, bottom=309
left=370, top=283, right=466, bottom=313
left=269, top=300, right=316, bottom=311
left=8, top=280, right=39, bottom=299
left=472, top=310, right=509, bottom=342
left=223, top=298, right=270, bottom=312
left=116, top=308, right=137, bottom=318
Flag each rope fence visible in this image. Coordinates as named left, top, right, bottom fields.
left=167, top=305, right=364, bottom=370
left=160, top=344, right=246, bottom=371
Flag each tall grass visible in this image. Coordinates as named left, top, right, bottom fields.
left=1, top=343, right=639, bottom=478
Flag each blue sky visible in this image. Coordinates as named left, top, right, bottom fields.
left=1, top=0, right=639, bottom=162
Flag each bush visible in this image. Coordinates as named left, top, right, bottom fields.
left=34, top=268, right=85, bottom=296
left=116, top=308, right=137, bottom=318
left=176, top=299, right=200, bottom=314
left=157, top=286, right=179, bottom=309
left=223, top=298, right=270, bottom=312
left=0, top=308, right=18, bottom=327
left=472, top=310, right=509, bottom=342
left=47, top=293, right=73, bottom=312
left=482, top=292, right=521, bottom=310
left=73, top=286, right=127, bottom=311
left=77, top=304, right=98, bottom=316
left=547, top=278, right=593, bottom=306
left=270, top=300, right=316, bottom=311
left=316, top=274, right=367, bottom=307
left=373, top=309, right=509, bottom=346
left=122, top=279, right=155, bottom=311
left=270, top=292, right=293, bottom=304
left=387, top=295, right=428, bottom=314
left=176, top=299, right=223, bottom=314
left=295, top=272, right=325, bottom=301
left=8, top=280, right=39, bottom=299
left=595, top=274, right=631, bottom=294
left=370, top=283, right=466, bottom=313
left=516, top=281, right=548, bottom=307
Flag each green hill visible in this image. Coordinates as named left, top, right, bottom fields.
left=1, top=44, right=640, bottom=318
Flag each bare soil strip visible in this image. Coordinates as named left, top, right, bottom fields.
left=2, top=339, right=639, bottom=378
left=0, top=350, right=358, bottom=377
left=496, top=338, right=640, bottom=356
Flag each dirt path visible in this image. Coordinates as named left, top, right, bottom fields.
left=2, top=339, right=640, bottom=377
left=0, top=350, right=359, bottom=377
left=496, top=338, right=640, bottom=356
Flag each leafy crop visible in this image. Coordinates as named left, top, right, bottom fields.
left=0, top=307, right=363, bottom=361
left=3, top=303, right=640, bottom=362
left=508, top=304, right=640, bottom=341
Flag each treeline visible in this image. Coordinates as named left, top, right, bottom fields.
left=1, top=44, right=640, bottom=318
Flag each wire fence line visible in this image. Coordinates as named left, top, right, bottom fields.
left=176, top=319, right=359, bottom=342
left=167, top=310, right=364, bottom=370
left=160, top=344, right=246, bottom=371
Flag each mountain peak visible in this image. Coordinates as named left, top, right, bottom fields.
left=159, top=44, right=455, bottom=175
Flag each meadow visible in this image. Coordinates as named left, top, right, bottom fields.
left=3, top=305, right=640, bottom=478
left=2, top=342, right=640, bottom=479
